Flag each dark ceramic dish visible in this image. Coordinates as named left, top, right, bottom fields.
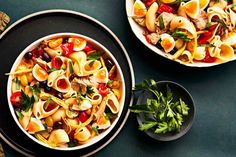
left=136, top=81, right=195, bottom=141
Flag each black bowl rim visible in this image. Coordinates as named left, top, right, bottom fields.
left=136, top=80, right=196, bottom=141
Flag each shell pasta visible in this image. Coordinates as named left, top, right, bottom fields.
left=8, top=35, right=124, bottom=148
left=132, top=0, right=236, bottom=64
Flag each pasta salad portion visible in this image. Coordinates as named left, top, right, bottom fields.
left=131, top=0, right=236, bottom=65
left=7, top=34, right=124, bottom=149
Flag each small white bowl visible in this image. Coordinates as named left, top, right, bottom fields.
left=7, top=33, right=126, bottom=151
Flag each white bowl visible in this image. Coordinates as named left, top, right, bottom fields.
left=7, top=32, right=126, bottom=150
left=125, top=0, right=236, bottom=67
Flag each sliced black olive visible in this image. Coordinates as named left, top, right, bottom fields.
left=24, top=51, right=33, bottom=60
left=104, top=57, right=115, bottom=71
left=44, top=85, right=52, bottom=93
left=62, top=37, right=69, bottom=43
left=55, top=91, right=63, bottom=99
left=42, top=52, right=51, bottom=62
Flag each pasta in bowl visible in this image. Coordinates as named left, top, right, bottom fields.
left=6, top=33, right=125, bottom=150
left=126, top=0, right=236, bottom=67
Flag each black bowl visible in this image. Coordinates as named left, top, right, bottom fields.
left=136, top=81, right=195, bottom=141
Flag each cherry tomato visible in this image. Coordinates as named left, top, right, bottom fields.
left=45, top=103, right=57, bottom=112
left=83, top=44, right=94, bottom=52
left=98, top=84, right=110, bottom=97
left=202, top=50, right=216, bottom=63
left=197, top=31, right=212, bottom=44
left=51, top=57, right=63, bottom=68
left=10, top=91, right=21, bottom=107
left=61, top=42, right=74, bottom=56
left=143, top=0, right=156, bottom=7
left=208, top=24, right=218, bottom=32
left=78, top=112, right=89, bottom=123
left=157, top=3, right=175, bottom=14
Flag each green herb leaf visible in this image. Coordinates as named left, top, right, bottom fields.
left=166, top=84, right=172, bottom=102
left=15, top=110, right=24, bottom=119
left=180, top=98, right=189, bottom=116
left=130, top=104, right=155, bottom=113
left=68, top=140, right=77, bottom=147
left=87, top=86, right=95, bottom=95
left=159, top=15, right=165, bottom=30
left=139, top=121, right=158, bottom=131
left=212, top=18, right=227, bottom=28
left=154, top=122, right=168, bottom=134
left=87, top=52, right=104, bottom=60
left=171, top=30, right=192, bottom=41
left=19, top=90, right=34, bottom=112
left=48, top=68, right=61, bottom=73
left=198, top=44, right=215, bottom=47
left=105, top=112, right=117, bottom=120
left=133, top=80, right=149, bottom=91
left=30, top=84, right=41, bottom=102
left=44, top=96, right=52, bottom=110
left=69, top=61, right=74, bottom=74
left=13, top=77, right=21, bottom=90
left=226, top=3, right=236, bottom=8
left=91, top=127, right=99, bottom=135
left=205, top=22, right=217, bottom=29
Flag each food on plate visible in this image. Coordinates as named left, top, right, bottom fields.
left=7, top=35, right=124, bottom=148
left=130, top=80, right=190, bottom=134
left=131, top=0, right=236, bottom=64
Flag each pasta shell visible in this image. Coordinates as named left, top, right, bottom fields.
left=48, top=129, right=70, bottom=146
left=44, top=47, right=62, bottom=57
left=207, top=6, right=228, bottom=23
left=178, top=50, right=192, bottom=63
left=19, top=109, right=32, bottom=130
left=33, top=100, right=59, bottom=119
left=223, top=32, right=236, bottom=48
left=47, top=70, right=65, bottom=87
left=170, top=16, right=197, bottom=38
left=194, top=47, right=206, bottom=60
left=217, top=43, right=234, bottom=61
left=53, top=75, right=71, bottom=93
left=86, top=93, right=102, bottom=105
left=225, top=8, right=236, bottom=31
left=27, top=117, right=45, bottom=134
left=92, top=67, right=109, bottom=84
left=82, top=60, right=102, bottom=76
left=92, top=114, right=111, bottom=130
left=106, top=92, right=120, bottom=114
left=74, top=127, right=91, bottom=142
left=145, top=2, right=159, bottom=32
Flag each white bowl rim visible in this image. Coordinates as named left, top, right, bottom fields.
left=7, top=32, right=126, bottom=151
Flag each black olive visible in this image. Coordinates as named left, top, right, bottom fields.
left=62, top=37, right=69, bottom=43
left=69, top=74, right=75, bottom=82
left=55, top=91, right=63, bottom=99
left=24, top=51, right=33, bottom=60
left=53, top=121, right=63, bottom=129
left=104, top=58, right=114, bottom=71
left=42, top=52, right=51, bottom=62
left=39, top=80, right=47, bottom=88
left=44, top=85, right=52, bottom=93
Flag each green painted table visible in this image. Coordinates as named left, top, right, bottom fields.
left=1, top=0, right=236, bottom=157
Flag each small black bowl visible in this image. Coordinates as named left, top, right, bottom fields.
left=136, top=81, right=195, bottom=141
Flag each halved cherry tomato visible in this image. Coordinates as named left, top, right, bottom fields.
left=157, top=3, right=175, bottom=14
left=61, top=42, right=74, bottom=56
left=51, top=57, right=63, bottom=68
left=78, top=112, right=89, bottom=123
left=83, top=44, right=94, bottom=52
left=10, top=91, right=21, bottom=107
left=44, top=103, right=57, bottom=112
left=57, top=79, right=67, bottom=89
left=197, top=31, right=212, bottom=44
left=98, top=84, right=110, bottom=97
left=143, top=0, right=156, bottom=7
left=208, top=24, right=218, bottom=31
left=202, top=50, right=216, bottom=63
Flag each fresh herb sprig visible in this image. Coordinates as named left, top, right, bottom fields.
left=130, top=80, right=190, bottom=134
left=171, top=30, right=192, bottom=41
left=19, top=90, right=34, bottom=112
left=87, top=52, right=104, bottom=60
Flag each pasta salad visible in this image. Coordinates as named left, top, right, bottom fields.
left=132, top=0, right=236, bottom=64
left=7, top=34, right=124, bottom=148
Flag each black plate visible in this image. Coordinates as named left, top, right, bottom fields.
left=0, top=10, right=134, bottom=157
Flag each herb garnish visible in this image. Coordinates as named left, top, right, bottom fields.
left=86, top=86, right=95, bottom=95
left=87, top=52, right=104, bottom=60
left=19, top=90, right=34, bottom=112
left=15, top=110, right=24, bottom=119
left=212, top=18, right=227, bottom=28
left=30, top=84, right=41, bottom=102
left=171, top=30, right=192, bottom=41
left=198, top=44, right=215, bottom=47
left=44, top=96, right=52, bottom=110
left=91, top=127, right=99, bottom=135
left=69, top=61, right=74, bottom=74
left=13, top=77, right=21, bottom=90
left=130, top=80, right=190, bottom=134
left=159, top=15, right=165, bottom=30
left=48, top=68, right=61, bottom=73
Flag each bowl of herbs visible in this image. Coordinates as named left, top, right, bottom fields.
left=130, top=80, right=195, bottom=141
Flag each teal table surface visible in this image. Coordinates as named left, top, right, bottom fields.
left=1, top=0, right=236, bottom=157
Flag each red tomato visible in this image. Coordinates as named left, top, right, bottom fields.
left=45, top=103, right=57, bottom=112
left=57, top=79, right=67, bottom=89
left=197, top=31, right=212, bottom=44
left=143, top=0, right=156, bottom=7
left=208, top=24, right=218, bottom=31
left=51, top=57, right=63, bottom=68
left=98, top=84, right=110, bottom=97
left=157, top=4, right=175, bottom=14
left=202, top=50, right=216, bottom=63
left=78, top=112, right=89, bottom=123
left=83, top=44, right=94, bottom=52
left=10, top=91, right=21, bottom=107
left=61, top=42, right=74, bottom=56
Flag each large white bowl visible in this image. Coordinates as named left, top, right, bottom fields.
left=125, top=0, right=236, bottom=67
left=7, top=32, right=126, bottom=150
